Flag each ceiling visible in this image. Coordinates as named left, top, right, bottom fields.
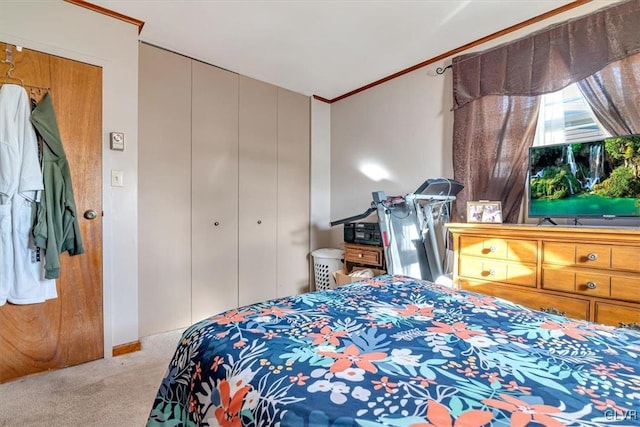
left=87, top=0, right=578, bottom=101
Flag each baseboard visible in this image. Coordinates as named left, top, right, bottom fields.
left=112, top=340, right=142, bottom=357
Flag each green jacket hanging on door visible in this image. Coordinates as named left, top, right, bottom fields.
left=30, top=92, right=84, bottom=280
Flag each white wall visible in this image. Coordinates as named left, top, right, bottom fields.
left=0, top=1, right=139, bottom=352
left=310, top=99, right=332, bottom=251
left=327, top=0, right=621, bottom=248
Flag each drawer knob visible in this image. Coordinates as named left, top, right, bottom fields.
left=541, top=307, right=565, bottom=316
left=358, top=253, right=363, bottom=258
left=488, top=269, right=497, bottom=276
left=586, top=281, right=597, bottom=290
left=489, top=245, right=498, bottom=253
left=587, top=253, right=598, bottom=261
left=619, top=322, right=640, bottom=331
left=214, top=221, right=220, bottom=226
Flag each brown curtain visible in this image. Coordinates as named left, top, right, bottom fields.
left=453, top=96, right=539, bottom=223
left=578, top=52, right=640, bottom=135
left=451, top=0, right=640, bottom=222
left=453, top=0, right=640, bottom=109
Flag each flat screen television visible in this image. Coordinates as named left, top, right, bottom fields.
left=528, top=134, right=640, bottom=219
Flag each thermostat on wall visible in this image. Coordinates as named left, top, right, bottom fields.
left=110, top=132, right=125, bottom=151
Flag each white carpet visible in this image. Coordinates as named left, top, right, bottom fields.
left=0, top=328, right=184, bottom=427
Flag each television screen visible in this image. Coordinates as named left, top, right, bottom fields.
left=528, top=134, right=640, bottom=218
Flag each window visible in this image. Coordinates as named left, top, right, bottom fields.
left=533, top=83, right=609, bottom=146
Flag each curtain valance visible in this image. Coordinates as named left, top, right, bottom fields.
left=452, top=0, right=640, bottom=110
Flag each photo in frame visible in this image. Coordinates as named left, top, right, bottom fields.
left=466, top=201, right=503, bottom=223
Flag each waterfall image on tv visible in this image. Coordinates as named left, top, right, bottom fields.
left=528, top=134, right=640, bottom=218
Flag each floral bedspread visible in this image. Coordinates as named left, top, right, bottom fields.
left=147, top=275, right=640, bottom=426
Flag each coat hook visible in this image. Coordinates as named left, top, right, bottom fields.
left=4, top=44, right=12, bottom=64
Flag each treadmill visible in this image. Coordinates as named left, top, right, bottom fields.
left=331, top=178, right=463, bottom=282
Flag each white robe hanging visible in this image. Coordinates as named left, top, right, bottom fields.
left=0, top=84, right=56, bottom=305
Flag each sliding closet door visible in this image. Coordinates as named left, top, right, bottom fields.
left=238, top=76, right=277, bottom=306
left=277, top=89, right=310, bottom=297
left=191, top=61, right=239, bottom=323
left=138, top=44, right=192, bottom=336
left=0, top=43, right=103, bottom=383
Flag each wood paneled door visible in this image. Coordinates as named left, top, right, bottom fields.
left=0, top=42, right=103, bottom=383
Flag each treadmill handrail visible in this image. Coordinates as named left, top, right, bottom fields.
left=405, top=194, right=457, bottom=201
left=330, top=207, right=377, bottom=227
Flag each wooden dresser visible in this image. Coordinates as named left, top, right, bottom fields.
left=447, top=223, right=640, bottom=330
left=343, top=243, right=386, bottom=272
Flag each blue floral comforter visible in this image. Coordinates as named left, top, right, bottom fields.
left=147, top=275, right=640, bottom=426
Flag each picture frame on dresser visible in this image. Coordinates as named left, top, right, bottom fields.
left=466, top=201, right=503, bottom=223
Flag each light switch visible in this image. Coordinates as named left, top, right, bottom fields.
left=110, top=132, right=125, bottom=151
left=111, top=170, right=124, bottom=187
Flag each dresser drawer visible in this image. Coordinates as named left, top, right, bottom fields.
left=459, top=256, right=536, bottom=287
left=344, top=244, right=383, bottom=267
left=594, top=301, right=640, bottom=329
left=542, top=268, right=611, bottom=298
left=611, top=246, right=640, bottom=273
left=543, top=242, right=611, bottom=269
left=576, top=244, right=611, bottom=269
left=611, top=275, right=640, bottom=303
left=459, top=236, right=536, bottom=263
left=460, top=279, right=590, bottom=320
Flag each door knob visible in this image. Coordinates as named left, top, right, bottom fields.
left=84, top=209, right=98, bottom=220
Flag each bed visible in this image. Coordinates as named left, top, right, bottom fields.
left=147, top=275, right=640, bottom=426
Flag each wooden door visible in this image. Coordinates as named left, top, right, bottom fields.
left=192, top=60, right=239, bottom=323
left=0, top=43, right=103, bottom=383
left=238, top=76, right=277, bottom=306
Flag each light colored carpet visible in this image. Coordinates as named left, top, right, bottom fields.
left=0, top=328, right=184, bottom=427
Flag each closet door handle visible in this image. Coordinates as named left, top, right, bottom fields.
left=214, top=221, right=220, bottom=226
left=83, top=209, right=98, bottom=220
left=257, top=220, right=262, bottom=225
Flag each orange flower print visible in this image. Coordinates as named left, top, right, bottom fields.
left=215, top=380, right=251, bottom=427
left=481, top=372, right=502, bottom=384
left=410, top=400, right=493, bottom=427
left=457, top=367, right=478, bottom=378
left=540, top=320, right=595, bottom=341
left=396, top=304, right=434, bottom=317
left=211, top=309, right=254, bottom=326
left=482, top=394, right=564, bottom=427
left=193, top=361, right=202, bottom=381
left=427, top=321, right=485, bottom=340
left=319, top=344, right=387, bottom=373
left=591, top=398, right=627, bottom=415
left=211, top=355, right=224, bottom=372
left=503, top=381, right=531, bottom=394
left=372, top=376, right=398, bottom=393
left=410, top=375, right=437, bottom=387
left=260, top=306, right=293, bottom=318
left=466, top=295, right=499, bottom=309
left=308, top=326, right=348, bottom=346
left=574, top=385, right=598, bottom=397
left=289, top=373, right=309, bottom=386
left=233, top=340, right=247, bottom=348
left=263, top=331, right=279, bottom=340
left=189, top=395, right=199, bottom=413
